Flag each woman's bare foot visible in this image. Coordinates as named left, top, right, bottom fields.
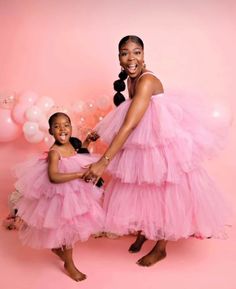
left=137, top=239, right=167, bottom=266
left=51, top=248, right=65, bottom=261
left=137, top=249, right=166, bottom=266
left=64, top=263, right=87, bottom=282
left=129, top=233, right=147, bottom=253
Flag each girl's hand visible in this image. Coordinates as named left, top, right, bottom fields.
left=85, top=131, right=100, bottom=143
left=83, top=158, right=108, bottom=184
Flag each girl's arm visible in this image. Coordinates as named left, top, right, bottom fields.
left=48, top=150, right=83, bottom=183
left=83, top=75, right=163, bottom=181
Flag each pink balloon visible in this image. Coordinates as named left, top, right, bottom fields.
left=72, top=100, right=85, bottom=114
left=0, top=90, right=16, bottom=109
left=12, top=103, right=28, bottom=124
left=36, top=96, right=54, bottom=112
left=19, top=90, right=38, bottom=105
left=38, top=115, right=49, bottom=131
left=0, top=108, right=21, bottom=142
left=44, top=135, right=54, bottom=147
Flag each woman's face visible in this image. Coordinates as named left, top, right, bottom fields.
left=119, top=40, right=144, bottom=78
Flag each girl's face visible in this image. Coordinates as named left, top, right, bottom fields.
left=119, top=40, right=144, bottom=78
left=50, top=115, right=72, bottom=144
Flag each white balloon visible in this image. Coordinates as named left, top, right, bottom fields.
left=25, top=130, right=45, bottom=143
left=23, top=121, right=39, bottom=136
left=37, top=96, right=55, bottom=112
left=38, top=115, right=49, bottom=131
left=25, top=105, right=42, bottom=122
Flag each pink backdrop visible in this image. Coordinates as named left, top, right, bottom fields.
left=0, top=1, right=235, bottom=289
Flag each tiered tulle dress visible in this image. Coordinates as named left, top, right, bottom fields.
left=95, top=75, right=231, bottom=241
left=15, top=152, right=105, bottom=249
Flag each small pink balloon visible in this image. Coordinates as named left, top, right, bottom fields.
left=38, top=115, right=49, bottom=131
left=0, top=108, right=21, bottom=142
left=36, top=96, right=54, bottom=112
left=19, top=90, right=38, bottom=106
left=96, top=96, right=110, bottom=110
left=0, top=90, right=16, bottom=109
left=25, top=130, right=45, bottom=143
left=12, top=102, right=28, bottom=124
left=72, top=100, right=85, bottom=114
left=44, top=135, right=54, bottom=147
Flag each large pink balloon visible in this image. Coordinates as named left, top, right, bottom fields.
left=0, top=108, right=21, bottom=142
left=12, top=102, right=28, bottom=124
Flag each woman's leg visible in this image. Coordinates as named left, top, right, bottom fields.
left=137, top=240, right=168, bottom=266
left=128, top=231, right=147, bottom=253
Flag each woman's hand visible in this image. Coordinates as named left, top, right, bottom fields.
left=83, top=158, right=108, bottom=184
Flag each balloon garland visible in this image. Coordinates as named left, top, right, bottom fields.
left=0, top=90, right=112, bottom=148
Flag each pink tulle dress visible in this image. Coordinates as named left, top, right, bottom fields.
left=15, top=151, right=105, bottom=249
left=95, top=72, right=231, bottom=241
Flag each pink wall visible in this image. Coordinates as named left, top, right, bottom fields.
left=0, top=0, right=235, bottom=215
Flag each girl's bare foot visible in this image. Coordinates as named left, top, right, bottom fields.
left=64, top=263, right=87, bottom=282
left=129, top=233, right=146, bottom=253
left=51, top=248, right=65, bottom=261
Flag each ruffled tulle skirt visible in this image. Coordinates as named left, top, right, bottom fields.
left=15, top=153, right=105, bottom=249
left=95, top=93, right=231, bottom=240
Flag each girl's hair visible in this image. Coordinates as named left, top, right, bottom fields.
left=113, top=35, right=144, bottom=106
left=48, top=112, right=71, bottom=128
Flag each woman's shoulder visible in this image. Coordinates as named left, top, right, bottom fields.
left=137, top=71, right=163, bottom=94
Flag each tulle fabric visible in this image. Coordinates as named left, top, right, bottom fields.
left=15, top=153, right=105, bottom=249
left=95, top=93, right=231, bottom=240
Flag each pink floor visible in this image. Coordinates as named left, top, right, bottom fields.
left=0, top=220, right=235, bottom=289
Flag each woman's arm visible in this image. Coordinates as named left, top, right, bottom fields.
left=48, top=150, right=83, bottom=183
left=83, top=75, right=163, bottom=181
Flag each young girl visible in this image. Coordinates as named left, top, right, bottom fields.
left=83, top=35, right=231, bottom=267
left=15, top=112, right=104, bottom=281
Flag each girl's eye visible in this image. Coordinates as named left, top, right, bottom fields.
left=134, top=51, right=141, bottom=55
left=120, top=52, right=127, bottom=57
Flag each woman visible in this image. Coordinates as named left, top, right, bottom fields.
left=83, top=35, right=230, bottom=266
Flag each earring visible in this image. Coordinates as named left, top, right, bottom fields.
left=143, top=63, right=146, bottom=69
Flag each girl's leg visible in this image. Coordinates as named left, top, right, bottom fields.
left=128, top=231, right=147, bottom=253
left=137, top=240, right=168, bottom=267
left=63, top=246, right=87, bottom=282
left=51, top=248, right=65, bottom=261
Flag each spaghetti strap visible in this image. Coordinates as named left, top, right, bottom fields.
left=137, top=71, right=156, bottom=81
